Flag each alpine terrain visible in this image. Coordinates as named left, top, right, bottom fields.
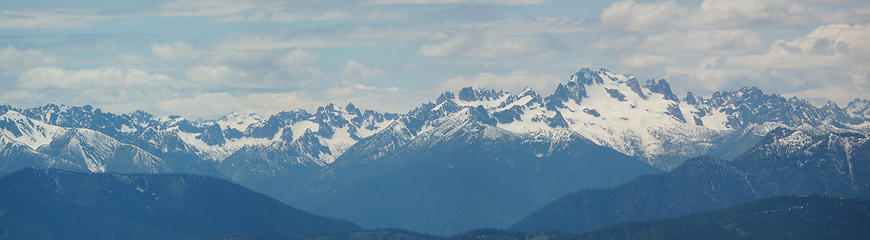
left=2, top=68, right=869, bottom=234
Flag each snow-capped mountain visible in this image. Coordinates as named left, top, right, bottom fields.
left=388, top=68, right=869, bottom=168
left=847, top=98, right=870, bottom=122
left=2, top=67, right=869, bottom=235
left=1, top=109, right=167, bottom=173
left=1, top=110, right=64, bottom=150
left=1, top=102, right=401, bottom=178
left=510, top=127, right=870, bottom=234
left=3, top=67, right=868, bottom=174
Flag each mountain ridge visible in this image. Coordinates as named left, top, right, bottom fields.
left=3, top=68, right=869, bottom=173
left=2, top=67, right=870, bottom=235
left=0, top=167, right=361, bottom=239
left=509, top=126, right=870, bottom=233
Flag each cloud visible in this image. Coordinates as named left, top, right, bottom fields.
left=597, top=0, right=870, bottom=105
left=727, top=23, right=870, bottom=69
left=601, top=0, right=689, bottom=32
left=325, top=84, right=422, bottom=113
left=18, top=67, right=173, bottom=89
left=0, top=8, right=110, bottom=29
left=184, top=65, right=253, bottom=88
left=342, top=60, right=383, bottom=80
left=622, top=54, right=674, bottom=68
left=151, top=41, right=201, bottom=61
left=367, top=0, right=549, bottom=5
left=219, top=9, right=350, bottom=23
left=156, top=92, right=320, bottom=118
left=690, top=0, right=817, bottom=28
left=664, top=58, right=760, bottom=92
left=455, top=17, right=594, bottom=35
left=0, top=46, right=56, bottom=74
left=157, top=0, right=264, bottom=17
left=439, top=71, right=561, bottom=94
left=215, top=34, right=349, bottom=51
left=158, top=0, right=350, bottom=24
left=657, top=23, right=870, bottom=105
left=418, top=34, right=560, bottom=59
left=638, top=30, right=764, bottom=55
left=592, top=36, right=638, bottom=51
left=601, top=0, right=850, bottom=32
left=276, top=49, right=318, bottom=67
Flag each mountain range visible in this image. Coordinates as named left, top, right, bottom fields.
left=0, top=167, right=360, bottom=239
left=2, top=67, right=869, bottom=234
left=433, top=195, right=870, bottom=240
left=510, top=127, right=870, bottom=233
left=7, top=167, right=866, bottom=240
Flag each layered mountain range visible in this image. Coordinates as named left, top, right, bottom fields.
left=0, top=167, right=360, bottom=239
left=2, top=68, right=869, bottom=234
left=510, top=127, right=870, bottom=233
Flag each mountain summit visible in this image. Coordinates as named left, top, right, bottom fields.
left=1, top=67, right=869, bottom=235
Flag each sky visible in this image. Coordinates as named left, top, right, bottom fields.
left=1, top=0, right=869, bottom=119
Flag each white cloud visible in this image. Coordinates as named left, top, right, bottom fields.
left=151, top=41, right=201, bottom=61
left=418, top=35, right=475, bottom=57
left=158, top=0, right=264, bottom=17
left=783, top=85, right=869, bottom=107
left=0, top=46, right=56, bottom=74
left=457, top=17, right=594, bottom=35
left=367, top=0, right=549, bottom=5
left=727, top=23, right=870, bottom=69
left=658, top=24, right=870, bottom=105
left=115, top=54, right=147, bottom=65
left=184, top=65, right=252, bottom=88
left=622, top=54, right=674, bottom=68
left=601, top=0, right=689, bottom=32
left=690, top=0, right=817, bottom=29
left=215, top=34, right=349, bottom=51
left=342, top=60, right=383, bottom=80
left=0, top=9, right=110, bottom=29
left=418, top=34, right=559, bottom=59
left=439, top=71, right=561, bottom=94
left=219, top=9, right=350, bottom=23
left=18, top=67, right=173, bottom=89
left=325, top=84, right=422, bottom=113
left=664, top=59, right=759, bottom=92
left=638, top=30, right=764, bottom=55
left=593, top=36, right=638, bottom=50
left=157, top=92, right=320, bottom=118
left=201, top=50, right=271, bottom=66
left=601, top=0, right=850, bottom=32
left=276, top=49, right=318, bottom=67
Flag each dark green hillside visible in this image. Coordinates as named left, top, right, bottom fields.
left=0, top=168, right=360, bottom=240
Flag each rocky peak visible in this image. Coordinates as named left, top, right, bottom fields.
left=644, top=79, right=679, bottom=102
left=684, top=91, right=701, bottom=105
left=847, top=98, right=870, bottom=119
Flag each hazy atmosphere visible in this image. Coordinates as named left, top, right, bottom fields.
left=4, top=1, right=870, bottom=239
left=2, top=0, right=869, bottom=118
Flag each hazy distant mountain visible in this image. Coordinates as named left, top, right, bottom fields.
left=436, top=195, right=870, bottom=240
left=510, top=127, right=870, bottom=233
left=0, top=167, right=360, bottom=239
left=296, top=117, right=657, bottom=234
left=573, top=195, right=870, bottom=240
left=2, top=67, right=869, bottom=235
left=4, top=68, right=868, bottom=175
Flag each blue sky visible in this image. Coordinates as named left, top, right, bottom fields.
left=1, top=0, right=869, bottom=118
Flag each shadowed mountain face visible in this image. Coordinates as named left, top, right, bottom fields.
left=1, top=68, right=869, bottom=236
left=0, top=168, right=361, bottom=240
left=295, top=124, right=659, bottom=235
left=421, top=195, right=870, bottom=240
left=510, top=127, right=870, bottom=233
left=573, top=195, right=870, bottom=240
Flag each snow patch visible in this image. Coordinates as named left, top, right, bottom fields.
left=0, top=110, right=65, bottom=150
